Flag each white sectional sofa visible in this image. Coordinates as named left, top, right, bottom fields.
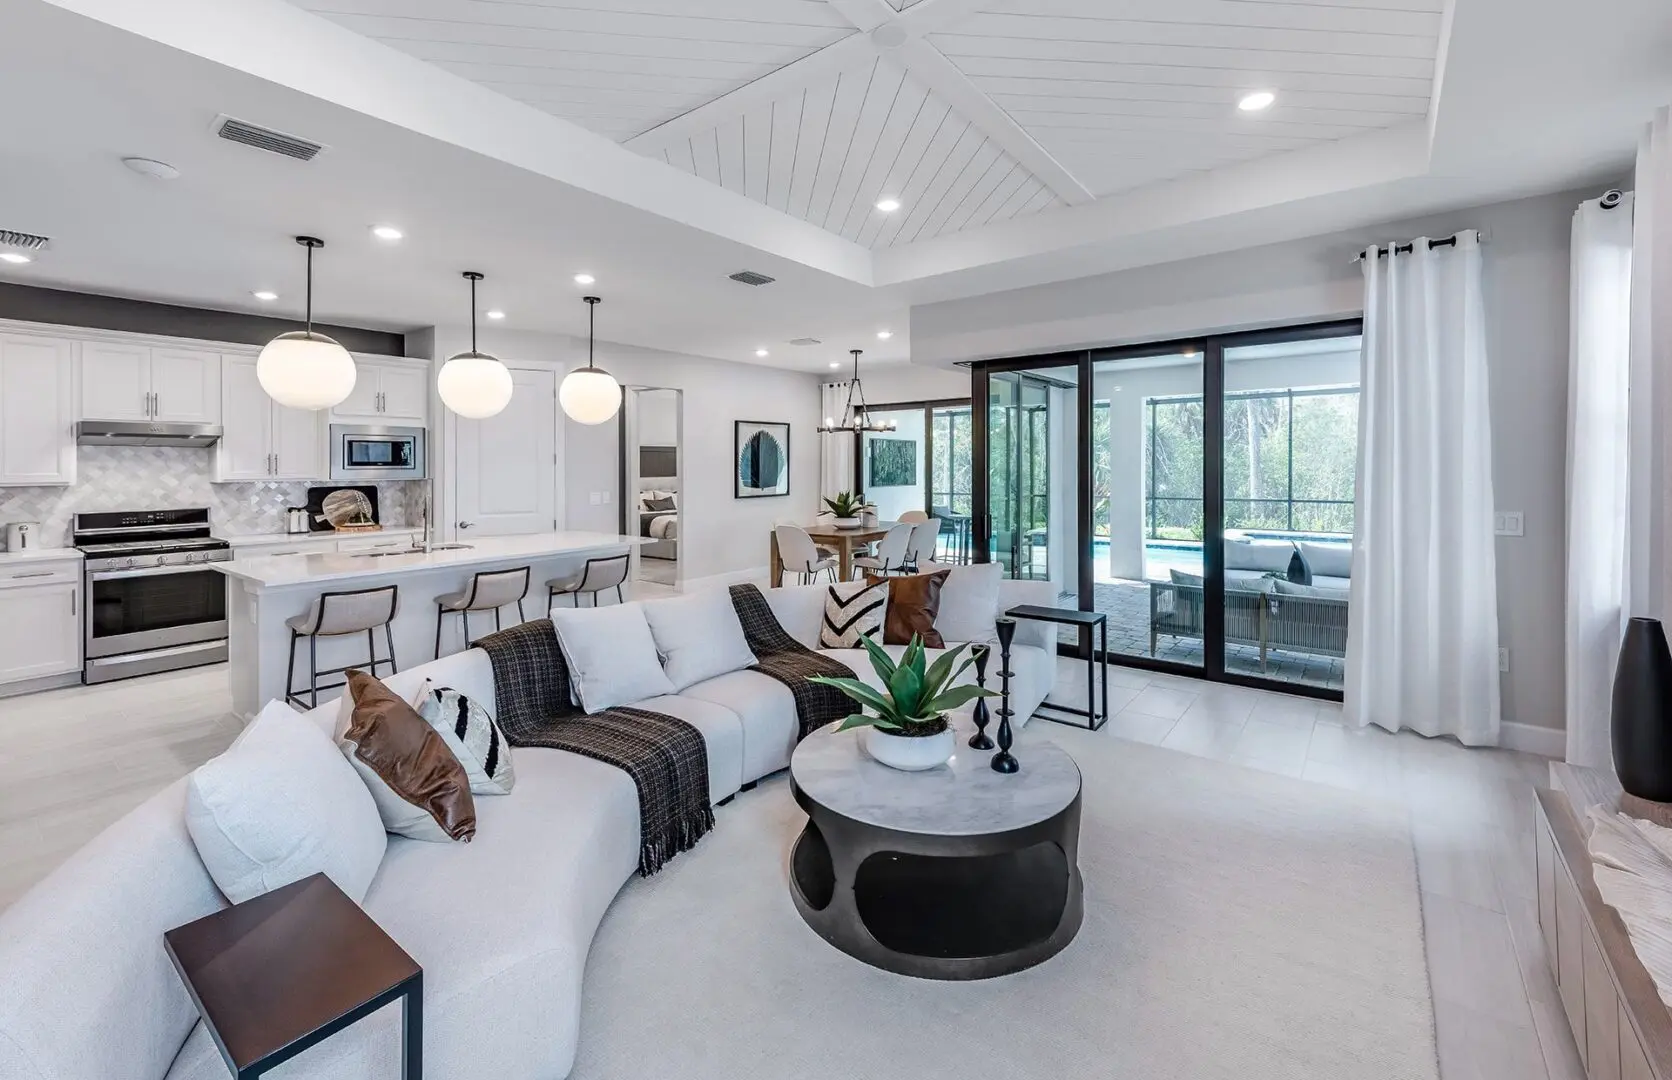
left=0, top=577, right=1055, bottom=1080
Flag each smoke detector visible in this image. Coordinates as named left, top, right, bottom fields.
left=122, top=157, right=180, bottom=180
left=213, top=115, right=326, bottom=162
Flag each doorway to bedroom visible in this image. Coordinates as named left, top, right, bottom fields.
left=622, top=386, right=682, bottom=588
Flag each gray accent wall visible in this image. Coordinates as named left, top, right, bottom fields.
left=0, top=283, right=406, bottom=356
left=910, top=187, right=1600, bottom=735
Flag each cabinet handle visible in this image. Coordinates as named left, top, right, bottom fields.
left=11, top=570, right=53, bottom=579
left=153, top=392, right=160, bottom=416
left=71, top=591, right=76, bottom=616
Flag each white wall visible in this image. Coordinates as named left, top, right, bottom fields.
left=863, top=408, right=927, bottom=521
left=635, top=390, right=680, bottom=448
left=913, top=188, right=1598, bottom=734
left=421, top=325, right=821, bottom=584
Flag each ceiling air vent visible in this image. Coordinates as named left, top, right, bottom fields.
left=789, top=337, right=822, bottom=347
left=0, top=229, right=48, bottom=252
left=728, top=270, right=776, bottom=287
left=213, top=115, right=325, bottom=162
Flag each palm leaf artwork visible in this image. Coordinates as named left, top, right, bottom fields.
left=808, top=634, right=998, bottom=737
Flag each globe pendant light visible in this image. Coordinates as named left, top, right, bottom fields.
left=560, top=295, right=621, bottom=425
left=437, top=271, right=514, bottom=419
left=257, top=236, right=357, bottom=409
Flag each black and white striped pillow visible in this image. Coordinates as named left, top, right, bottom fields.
left=819, top=580, right=887, bottom=649
left=414, top=682, right=515, bottom=795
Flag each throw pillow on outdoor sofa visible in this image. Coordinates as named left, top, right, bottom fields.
left=340, top=670, right=477, bottom=843
left=186, top=699, right=387, bottom=904
left=1287, top=546, right=1313, bottom=586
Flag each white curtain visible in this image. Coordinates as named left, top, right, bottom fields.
left=819, top=381, right=855, bottom=501
left=1565, top=194, right=1636, bottom=767
left=1629, top=108, right=1672, bottom=621
left=1345, top=231, right=1502, bottom=746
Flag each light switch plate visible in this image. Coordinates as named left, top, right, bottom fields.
left=1494, top=511, right=1524, bottom=537
left=589, top=492, right=602, bottom=506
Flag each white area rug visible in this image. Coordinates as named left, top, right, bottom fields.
left=574, top=734, right=1438, bottom=1080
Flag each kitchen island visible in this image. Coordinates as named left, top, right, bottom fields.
left=216, top=531, right=641, bottom=720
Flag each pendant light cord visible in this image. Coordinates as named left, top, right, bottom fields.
left=470, top=275, right=478, bottom=353
left=304, top=241, right=314, bottom=337
left=589, top=299, right=595, bottom=367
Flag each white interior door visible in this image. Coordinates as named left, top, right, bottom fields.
left=454, top=367, right=557, bottom=536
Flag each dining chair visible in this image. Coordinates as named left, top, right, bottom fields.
left=931, top=504, right=967, bottom=563
left=775, top=525, right=838, bottom=584
left=852, top=522, right=914, bottom=578
left=903, top=518, right=941, bottom=572
left=898, top=510, right=930, bottom=524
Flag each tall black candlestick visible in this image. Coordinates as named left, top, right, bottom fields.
left=991, top=618, right=1019, bottom=773
left=969, top=643, right=994, bottom=750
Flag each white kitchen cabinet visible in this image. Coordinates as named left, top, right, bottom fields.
left=78, top=342, right=220, bottom=424
left=331, top=359, right=429, bottom=425
left=0, top=560, right=82, bottom=683
left=0, top=334, right=76, bottom=486
left=213, top=356, right=326, bottom=482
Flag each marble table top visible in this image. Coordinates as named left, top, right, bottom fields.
left=790, top=715, right=1081, bottom=837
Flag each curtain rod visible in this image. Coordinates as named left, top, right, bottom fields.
left=1354, top=229, right=1480, bottom=262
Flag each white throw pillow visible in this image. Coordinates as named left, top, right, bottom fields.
left=186, top=700, right=386, bottom=905
left=413, top=680, right=516, bottom=795
left=819, top=579, right=887, bottom=648
left=923, top=560, right=1002, bottom=644
left=1224, top=539, right=1296, bottom=573
left=641, top=588, right=757, bottom=692
left=1298, top=541, right=1353, bottom=580
left=550, top=600, right=676, bottom=712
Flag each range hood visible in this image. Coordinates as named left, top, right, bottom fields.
left=75, top=421, right=223, bottom=448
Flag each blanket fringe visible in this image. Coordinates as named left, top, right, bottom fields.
left=640, top=804, right=717, bottom=876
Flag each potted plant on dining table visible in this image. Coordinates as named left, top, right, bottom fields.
left=821, top=491, right=866, bottom=528
left=809, top=634, right=998, bottom=771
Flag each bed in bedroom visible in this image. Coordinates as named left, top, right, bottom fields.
left=639, top=490, right=678, bottom=561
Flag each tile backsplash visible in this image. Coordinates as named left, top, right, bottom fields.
left=0, top=446, right=423, bottom=546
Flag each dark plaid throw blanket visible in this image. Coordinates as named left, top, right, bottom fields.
left=474, top=619, right=712, bottom=876
left=729, top=584, right=854, bottom=739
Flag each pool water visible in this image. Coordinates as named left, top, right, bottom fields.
left=1091, top=535, right=1350, bottom=584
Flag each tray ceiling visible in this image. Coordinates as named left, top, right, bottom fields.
left=289, top=0, right=1443, bottom=247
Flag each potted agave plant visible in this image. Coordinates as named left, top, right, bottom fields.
left=809, top=634, right=998, bottom=771
left=821, top=490, right=866, bottom=528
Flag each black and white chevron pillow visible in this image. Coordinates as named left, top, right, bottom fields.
left=415, top=682, right=515, bottom=796
left=819, top=580, right=887, bottom=649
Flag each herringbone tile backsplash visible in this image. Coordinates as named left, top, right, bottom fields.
left=0, top=446, right=421, bottom=547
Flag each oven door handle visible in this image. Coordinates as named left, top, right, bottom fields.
left=91, top=564, right=223, bottom=582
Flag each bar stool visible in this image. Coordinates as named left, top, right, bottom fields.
left=284, top=584, right=399, bottom=710
left=548, top=553, right=630, bottom=608
left=434, top=566, right=531, bottom=658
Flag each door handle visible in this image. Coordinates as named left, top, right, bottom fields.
left=457, top=521, right=475, bottom=530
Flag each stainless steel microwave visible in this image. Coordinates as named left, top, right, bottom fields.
left=330, top=424, right=427, bottom=481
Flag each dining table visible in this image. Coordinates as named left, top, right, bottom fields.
left=769, top=521, right=897, bottom=586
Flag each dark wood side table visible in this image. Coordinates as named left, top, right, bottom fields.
left=1004, top=604, right=1109, bottom=731
left=164, top=873, right=422, bottom=1079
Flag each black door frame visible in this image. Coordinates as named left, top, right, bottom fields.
left=969, top=318, right=1363, bottom=701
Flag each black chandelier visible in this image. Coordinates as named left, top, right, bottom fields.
left=817, top=349, right=895, bottom=434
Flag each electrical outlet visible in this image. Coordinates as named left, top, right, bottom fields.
left=589, top=492, right=602, bottom=506
left=1498, top=647, right=1510, bottom=673
left=1494, top=511, right=1524, bottom=537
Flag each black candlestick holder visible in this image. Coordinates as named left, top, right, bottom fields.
left=968, top=643, right=995, bottom=750
left=991, top=618, right=1019, bottom=774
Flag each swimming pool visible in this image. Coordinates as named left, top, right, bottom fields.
left=1091, top=534, right=1350, bottom=583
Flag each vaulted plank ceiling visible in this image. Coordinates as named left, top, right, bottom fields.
left=289, top=0, right=1443, bottom=244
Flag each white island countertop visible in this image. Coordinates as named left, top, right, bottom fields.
left=214, top=531, right=643, bottom=589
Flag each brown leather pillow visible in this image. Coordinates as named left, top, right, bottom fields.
left=341, top=670, right=476, bottom=842
left=869, top=570, right=951, bottom=648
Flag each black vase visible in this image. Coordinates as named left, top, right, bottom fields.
left=1612, top=617, right=1672, bottom=801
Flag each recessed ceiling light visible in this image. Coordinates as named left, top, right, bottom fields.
left=371, top=225, right=404, bottom=241
left=1238, top=91, right=1276, bottom=112
left=755, top=348, right=769, bottom=358
left=0, top=253, right=31, bottom=265
left=574, top=273, right=596, bottom=285
left=122, top=156, right=180, bottom=180
left=875, top=197, right=902, bottom=213
left=876, top=330, right=893, bottom=340
left=829, top=361, right=841, bottom=369
left=486, top=310, right=506, bottom=320
left=252, top=290, right=279, bottom=301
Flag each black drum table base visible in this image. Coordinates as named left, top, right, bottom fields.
left=788, top=789, right=1083, bottom=981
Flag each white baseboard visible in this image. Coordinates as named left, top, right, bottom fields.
left=1501, top=721, right=1564, bottom=758
left=677, top=566, right=771, bottom=593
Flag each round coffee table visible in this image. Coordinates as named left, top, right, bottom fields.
left=787, top=716, right=1083, bottom=980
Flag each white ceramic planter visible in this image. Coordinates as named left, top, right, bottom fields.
left=862, top=726, right=955, bottom=771
left=830, top=516, right=861, bottom=528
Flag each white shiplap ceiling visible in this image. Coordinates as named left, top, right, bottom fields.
left=288, top=0, right=1443, bottom=241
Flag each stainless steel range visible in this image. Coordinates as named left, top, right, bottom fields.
left=74, top=508, right=232, bottom=684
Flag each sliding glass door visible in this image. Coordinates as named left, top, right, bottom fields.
left=971, top=322, right=1361, bottom=700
